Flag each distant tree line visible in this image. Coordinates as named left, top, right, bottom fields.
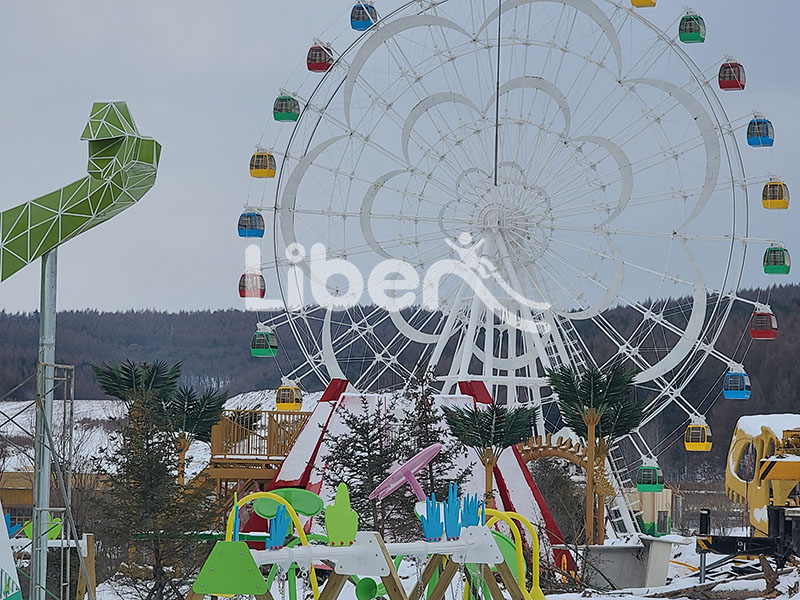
left=2, top=284, right=799, bottom=481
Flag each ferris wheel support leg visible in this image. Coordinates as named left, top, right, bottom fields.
left=458, top=238, right=493, bottom=379
left=484, top=306, right=494, bottom=392
left=491, top=232, right=551, bottom=427
left=428, top=271, right=472, bottom=370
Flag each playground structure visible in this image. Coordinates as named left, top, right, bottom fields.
left=207, top=408, right=311, bottom=504
left=191, top=483, right=546, bottom=600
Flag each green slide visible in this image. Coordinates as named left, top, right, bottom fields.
left=0, top=101, right=161, bottom=281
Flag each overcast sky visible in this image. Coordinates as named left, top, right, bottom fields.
left=1, top=1, right=798, bottom=313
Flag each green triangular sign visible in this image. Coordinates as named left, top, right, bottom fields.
left=192, top=541, right=267, bottom=596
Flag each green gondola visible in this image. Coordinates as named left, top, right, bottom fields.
left=636, top=464, right=665, bottom=493
left=678, top=14, right=705, bottom=44
left=273, top=96, right=301, bottom=122
left=251, top=330, right=278, bottom=357
left=763, top=246, right=791, bottom=275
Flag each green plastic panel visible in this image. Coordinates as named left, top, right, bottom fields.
left=193, top=541, right=268, bottom=596
left=325, top=483, right=359, bottom=546
left=0, top=101, right=161, bottom=282
left=253, top=488, right=324, bottom=519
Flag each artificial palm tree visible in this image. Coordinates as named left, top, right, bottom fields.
left=442, top=400, right=538, bottom=507
left=546, top=364, right=643, bottom=544
left=92, top=360, right=227, bottom=484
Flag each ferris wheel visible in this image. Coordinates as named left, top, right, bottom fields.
left=239, top=0, right=790, bottom=530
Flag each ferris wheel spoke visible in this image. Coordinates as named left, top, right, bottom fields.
left=290, top=206, right=470, bottom=226
left=547, top=129, right=708, bottom=209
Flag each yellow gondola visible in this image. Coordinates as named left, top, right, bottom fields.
left=684, top=422, right=712, bottom=452
left=631, top=0, right=656, bottom=7
left=276, top=385, right=303, bottom=411
left=250, top=151, right=276, bottom=178
left=762, top=180, right=790, bottom=210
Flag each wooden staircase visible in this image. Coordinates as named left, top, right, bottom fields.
left=207, top=409, right=311, bottom=505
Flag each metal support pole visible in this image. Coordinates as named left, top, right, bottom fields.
left=32, top=249, right=57, bottom=600
left=699, top=508, right=710, bottom=584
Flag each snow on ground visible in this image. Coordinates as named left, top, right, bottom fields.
left=0, top=398, right=212, bottom=479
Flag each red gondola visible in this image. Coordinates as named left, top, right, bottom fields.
left=307, top=46, right=334, bottom=72
left=750, top=311, right=778, bottom=340
left=719, top=62, right=745, bottom=91
left=239, top=273, right=266, bottom=298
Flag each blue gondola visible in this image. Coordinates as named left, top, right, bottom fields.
left=747, top=118, right=775, bottom=147
left=351, top=3, right=377, bottom=31
left=238, top=212, right=265, bottom=238
left=723, top=371, right=751, bottom=400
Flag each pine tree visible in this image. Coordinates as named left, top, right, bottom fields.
left=322, top=395, right=407, bottom=540
left=400, top=369, right=471, bottom=500
left=93, top=391, right=220, bottom=600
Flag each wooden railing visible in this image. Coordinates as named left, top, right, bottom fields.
left=210, top=409, right=311, bottom=459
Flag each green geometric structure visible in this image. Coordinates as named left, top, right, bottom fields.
left=192, top=541, right=268, bottom=596
left=324, top=483, right=359, bottom=546
left=0, top=101, right=161, bottom=281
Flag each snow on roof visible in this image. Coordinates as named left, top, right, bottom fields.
left=734, top=414, right=800, bottom=438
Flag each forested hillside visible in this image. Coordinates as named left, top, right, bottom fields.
left=1, top=284, right=799, bottom=480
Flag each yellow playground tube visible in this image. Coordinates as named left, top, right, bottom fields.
left=225, top=492, right=321, bottom=600
left=485, top=508, right=546, bottom=600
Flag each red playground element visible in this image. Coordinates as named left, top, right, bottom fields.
left=750, top=311, right=778, bottom=340
left=238, top=273, right=265, bottom=298
left=307, top=46, right=334, bottom=72
left=458, top=380, right=493, bottom=405
left=321, top=378, right=349, bottom=402
left=718, top=62, right=745, bottom=90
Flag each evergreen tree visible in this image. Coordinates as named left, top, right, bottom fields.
left=400, top=369, right=471, bottom=500
left=93, top=390, right=220, bottom=600
left=322, top=395, right=406, bottom=540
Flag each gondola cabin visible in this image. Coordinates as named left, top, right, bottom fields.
left=251, top=330, right=278, bottom=358
left=723, top=371, right=751, bottom=400
left=631, top=0, right=656, bottom=6
left=274, top=96, right=301, bottom=122
left=351, top=3, right=377, bottom=31
left=763, top=246, right=791, bottom=274
left=750, top=311, right=778, bottom=340
left=719, top=62, right=745, bottom=91
left=678, top=14, right=706, bottom=43
left=250, top=152, right=276, bottom=178
left=238, top=273, right=266, bottom=298
left=747, top=119, right=774, bottom=147
left=276, top=385, right=303, bottom=411
left=237, top=212, right=265, bottom=238
left=762, top=181, right=790, bottom=210
left=636, top=465, right=665, bottom=493
left=684, top=424, right=712, bottom=452
left=307, top=46, right=334, bottom=72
